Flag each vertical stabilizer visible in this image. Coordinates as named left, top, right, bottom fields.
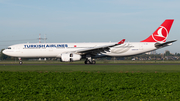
left=141, top=19, right=174, bottom=42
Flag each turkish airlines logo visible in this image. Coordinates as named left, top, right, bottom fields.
left=152, top=26, right=168, bottom=42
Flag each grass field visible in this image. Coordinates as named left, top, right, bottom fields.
left=1, top=71, right=180, bottom=100
left=1, top=61, right=180, bottom=100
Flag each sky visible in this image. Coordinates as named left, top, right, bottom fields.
left=0, top=0, right=180, bottom=53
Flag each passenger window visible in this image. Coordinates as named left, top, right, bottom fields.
left=8, top=47, right=11, bottom=49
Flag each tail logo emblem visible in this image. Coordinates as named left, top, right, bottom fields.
left=152, top=26, right=168, bottom=42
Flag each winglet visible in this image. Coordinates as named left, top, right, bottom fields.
left=117, top=39, right=125, bottom=44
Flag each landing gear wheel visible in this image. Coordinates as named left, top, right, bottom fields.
left=86, top=60, right=90, bottom=64
left=70, top=58, right=73, bottom=62
left=92, top=60, right=96, bottom=64
left=84, top=60, right=91, bottom=64
left=19, top=61, right=23, bottom=65
left=84, top=60, right=96, bottom=64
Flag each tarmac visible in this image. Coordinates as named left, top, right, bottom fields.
left=1, top=63, right=180, bottom=66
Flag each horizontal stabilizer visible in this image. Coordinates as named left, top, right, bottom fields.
left=155, top=40, right=177, bottom=48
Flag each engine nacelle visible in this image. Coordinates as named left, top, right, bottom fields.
left=61, top=53, right=81, bottom=62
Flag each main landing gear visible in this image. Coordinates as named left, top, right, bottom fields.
left=18, top=57, right=23, bottom=65
left=84, top=56, right=96, bottom=64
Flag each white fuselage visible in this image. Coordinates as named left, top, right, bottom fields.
left=3, top=42, right=157, bottom=58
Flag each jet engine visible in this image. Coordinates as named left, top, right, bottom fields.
left=61, top=53, right=81, bottom=62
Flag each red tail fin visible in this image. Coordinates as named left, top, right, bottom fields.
left=141, top=19, right=174, bottom=42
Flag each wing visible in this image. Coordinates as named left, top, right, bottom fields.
left=74, top=39, right=125, bottom=55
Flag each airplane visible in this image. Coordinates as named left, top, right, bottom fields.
left=2, top=19, right=176, bottom=65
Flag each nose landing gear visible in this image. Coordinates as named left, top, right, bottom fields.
left=18, top=58, right=23, bottom=65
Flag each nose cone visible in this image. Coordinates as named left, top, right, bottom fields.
left=2, top=49, right=7, bottom=55
left=2, top=49, right=15, bottom=57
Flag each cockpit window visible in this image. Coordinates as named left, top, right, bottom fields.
left=8, top=47, right=11, bottom=49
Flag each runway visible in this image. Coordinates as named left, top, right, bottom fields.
left=1, top=63, right=180, bottom=66
left=1, top=63, right=180, bottom=72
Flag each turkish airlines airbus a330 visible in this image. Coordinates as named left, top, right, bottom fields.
left=3, top=19, right=176, bottom=65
